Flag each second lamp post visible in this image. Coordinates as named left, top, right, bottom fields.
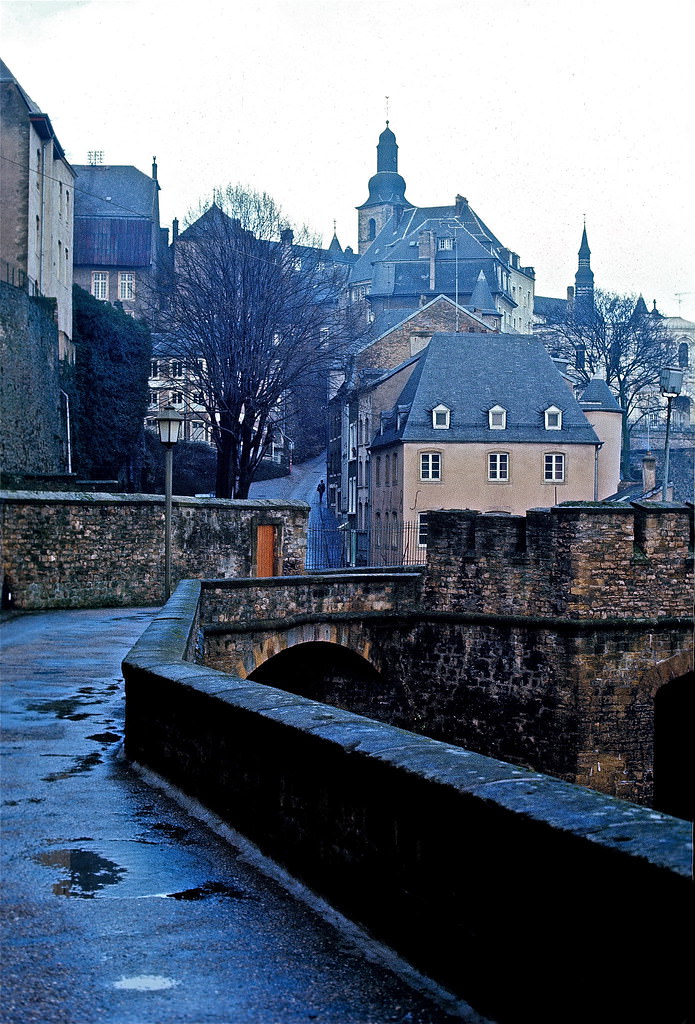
left=156, top=406, right=184, bottom=601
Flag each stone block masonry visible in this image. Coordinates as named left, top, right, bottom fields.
left=0, top=491, right=308, bottom=609
left=123, top=582, right=693, bottom=1024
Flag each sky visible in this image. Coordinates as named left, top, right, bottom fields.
left=2, top=0, right=694, bottom=320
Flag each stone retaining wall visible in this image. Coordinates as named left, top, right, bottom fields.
left=0, top=491, right=308, bottom=609
left=123, top=580, right=694, bottom=1024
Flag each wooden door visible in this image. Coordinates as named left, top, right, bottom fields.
left=256, top=525, right=276, bottom=577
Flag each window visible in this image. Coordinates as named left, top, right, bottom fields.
left=368, top=218, right=376, bottom=240
left=420, top=452, right=441, bottom=480
left=392, top=453, right=398, bottom=484
left=150, top=360, right=159, bottom=378
left=678, top=341, right=690, bottom=368
left=545, top=405, right=563, bottom=430
left=375, top=456, right=381, bottom=486
left=57, top=241, right=62, bottom=282
left=92, top=272, right=108, bottom=300
left=489, top=405, right=507, bottom=429
left=148, top=391, right=158, bottom=408
left=437, top=237, right=453, bottom=250
left=118, top=272, right=135, bottom=300
left=544, top=453, right=565, bottom=482
left=418, top=512, right=428, bottom=547
left=171, top=361, right=183, bottom=378
left=375, top=512, right=381, bottom=546
left=171, top=391, right=184, bottom=406
left=432, top=404, right=451, bottom=429
left=488, top=452, right=509, bottom=481
left=384, top=456, right=390, bottom=485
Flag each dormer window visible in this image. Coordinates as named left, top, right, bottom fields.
left=545, top=405, right=563, bottom=430
left=437, top=237, right=453, bottom=250
left=488, top=405, right=507, bottom=430
left=432, top=404, right=451, bottom=429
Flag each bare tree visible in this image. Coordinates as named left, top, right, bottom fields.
left=539, top=290, right=675, bottom=477
left=154, top=186, right=364, bottom=498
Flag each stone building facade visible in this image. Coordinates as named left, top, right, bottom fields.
left=0, top=59, right=75, bottom=360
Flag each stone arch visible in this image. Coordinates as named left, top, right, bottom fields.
left=248, top=639, right=399, bottom=720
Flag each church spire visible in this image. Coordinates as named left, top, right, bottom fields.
left=574, top=221, right=594, bottom=315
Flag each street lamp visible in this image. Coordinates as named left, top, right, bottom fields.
left=156, top=406, right=184, bottom=600
left=659, top=367, right=684, bottom=501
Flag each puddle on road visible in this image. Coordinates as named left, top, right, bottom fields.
left=166, top=880, right=248, bottom=901
left=113, top=975, right=180, bottom=991
left=42, top=750, right=103, bottom=782
left=27, top=697, right=102, bottom=719
left=86, top=731, right=122, bottom=744
left=35, top=847, right=127, bottom=897
left=149, top=821, right=191, bottom=843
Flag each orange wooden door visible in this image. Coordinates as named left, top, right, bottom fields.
left=256, top=525, right=276, bottom=577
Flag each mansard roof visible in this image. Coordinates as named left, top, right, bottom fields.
left=371, top=333, right=599, bottom=449
left=73, top=164, right=161, bottom=267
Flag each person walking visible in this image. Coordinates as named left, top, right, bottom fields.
left=316, top=479, right=326, bottom=504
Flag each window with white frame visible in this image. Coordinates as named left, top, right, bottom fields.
left=437, top=237, right=453, bottom=250
left=544, top=453, right=565, bottom=482
left=420, top=451, right=441, bottom=480
left=148, top=391, right=158, bottom=408
left=92, top=272, right=108, bottom=300
left=150, top=360, right=159, bottom=378
left=488, top=452, right=509, bottom=481
left=544, top=405, right=563, bottom=430
left=171, top=361, right=183, bottom=378
left=432, top=404, right=451, bottom=429
left=171, top=391, right=184, bottom=406
left=488, top=405, right=507, bottom=429
left=118, top=272, right=135, bottom=300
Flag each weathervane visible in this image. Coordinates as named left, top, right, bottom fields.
left=385, top=95, right=389, bottom=122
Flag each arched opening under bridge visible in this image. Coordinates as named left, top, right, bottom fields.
left=653, top=669, right=693, bottom=822
left=248, top=641, right=408, bottom=724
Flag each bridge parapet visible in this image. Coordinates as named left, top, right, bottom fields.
left=123, top=581, right=694, bottom=1024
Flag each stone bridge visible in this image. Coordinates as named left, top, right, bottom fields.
left=200, top=503, right=693, bottom=816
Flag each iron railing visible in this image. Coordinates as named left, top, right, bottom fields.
left=305, top=521, right=427, bottom=571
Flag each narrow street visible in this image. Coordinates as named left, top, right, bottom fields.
left=0, top=608, right=470, bottom=1024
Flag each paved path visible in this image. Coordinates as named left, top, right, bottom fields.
left=249, top=454, right=346, bottom=569
left=0, top=609, right=469, bottom=1024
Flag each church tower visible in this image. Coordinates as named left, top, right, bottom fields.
left=574, top=224, right=595, bottom=315
left=357, top=122, right=411, bottom=254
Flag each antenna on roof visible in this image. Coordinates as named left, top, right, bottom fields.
left=88, top=150, right=104, bottom=165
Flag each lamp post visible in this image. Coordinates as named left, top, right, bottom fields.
left=156, top=406, right=183, bottom=601
left=659, top=367, right=684, bottom=501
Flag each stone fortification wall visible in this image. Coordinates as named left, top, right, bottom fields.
left=123, top=583, right=693, bottom=1024
left=0, top=492, right=308, bottom=609
left=0, top=283, right=65, bottom=476
left=423, top=502, right=693, bottom=620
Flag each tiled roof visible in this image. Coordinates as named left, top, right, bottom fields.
left=371, top=332, right=599, bottom=448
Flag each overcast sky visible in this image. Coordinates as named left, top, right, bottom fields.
left=2, top=0, right=693, bottom=320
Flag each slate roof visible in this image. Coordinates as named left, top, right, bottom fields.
left=370, top=333, right=600, bottom=449
left=73, top=165, right=160, bottom=267
left=577, top=378, right=623, bottom=413
left=533, top=295, right=568, bottom=319
left=73, top=165, right=159, bottom=220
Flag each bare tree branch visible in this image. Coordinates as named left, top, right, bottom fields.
left=151, top=185, right=365, bottom=497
